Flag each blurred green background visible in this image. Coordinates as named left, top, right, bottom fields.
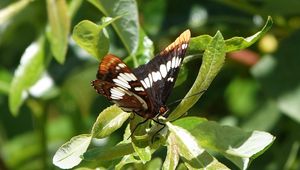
left=0, top=0, right=300, bottom=169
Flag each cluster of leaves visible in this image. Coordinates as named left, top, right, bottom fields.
left=4, top=0, right=300, bottom=169
left=51, top=0, right=274, bottom=168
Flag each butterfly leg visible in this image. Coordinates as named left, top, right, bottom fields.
left=128, top=118, right=149, bottom=140
left=151, top=118, right=166, bottom=143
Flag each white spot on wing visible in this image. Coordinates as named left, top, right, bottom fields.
left=144, top=77, right=150, bottom=88
left=118, top=63, right=126, bottom=68
left=152, top=71, right=162, bottom=82
left=110, top=87, right=125, bottom=100
left=125, top=73, right=137, bottom=81
left=148, top=73, right=153, bottom=86
left=171, top=56, right=176, bottom=68
left=167, top=60, right=171, bottom=71
left=134, top=86, right=144, bottom=91
left=167, top=77, right=174, bottom=82
left=141, top=80, right=147, bottom=89
left=119, top=73, right=131, bottom=82
left=182, top=43, right=188, bottom=49
left=113, top=78, right=131, bottom=89
left=160, top=64, right=167, bottom=78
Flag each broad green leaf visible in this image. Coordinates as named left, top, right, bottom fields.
left=9, top=36, right=50, bottom=115
left=225, top=16, right=273, bottom=52
left=53, top=134, right=92, bottom=169
left=251, top=30, right=300, bottom=123
left=72, top=16, right=121, bottom=60
left=46, top=0, right=70, bottom=64
left=168, top=31, right=226, bottom=121
left=83, top=143, right=134, bottom=161
left=174, top=117, right=275, bottom=170
left=88, top=0, right=139, bottom=54
left=167, top=122, right=229, bottom=170
left=0, top=0, right=31, bottom=25
left=91, top=105, right=131, bottom=138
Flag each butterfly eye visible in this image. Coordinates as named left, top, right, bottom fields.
left=159, top=106, right=168, bottom=115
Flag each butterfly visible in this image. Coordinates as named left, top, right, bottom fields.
left=92, top=30, right=190, bottom=124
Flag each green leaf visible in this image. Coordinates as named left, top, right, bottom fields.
left=115, top=154, right=143, bottom=170
left=146, top=158, right=162, bottom=170
left=225, top=16, right=273, bottom=52
left=88, top=0, right=139, bottom=54
left=46, top=0, right=70, bottom=64
left=0, top=0, right=32, bottom=25
left=132, top=141, right=152, bottom=164
left=187, top=17, right=273, bottom=55
left=162, top=132, right=180, bottom=170
left=9, top=36, right=50, bottom=115
left=91, top=105, right=131, bottom=138
left=0, top=68, right=12, bottom=94
left=188, top=35, right=214, bottom=55
left=53, top=134, right=92, bottom=169
left=167, top=122, right=230, bottom=170
left=124, top=29, right=154, bottom=67
left=168, top=31, right=226, bottom=121
left=251, top=30, right=300, bottom=123
left=83, top=142, right=134, bottom=161
left=72, top=16, right=121, bottom=60
left=174, top=117, right=275, bottom=170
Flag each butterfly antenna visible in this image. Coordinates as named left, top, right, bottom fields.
left=167, top=89, right=207, bottom=107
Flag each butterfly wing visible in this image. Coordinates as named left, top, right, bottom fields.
left=92, top=54, right=151, bottom=114
left=133, top=30, right=191, bottom=105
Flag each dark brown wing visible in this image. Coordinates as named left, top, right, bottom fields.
left=91, top=54, right=151, bottom=113
left=133, top=30, right=191, bottom=106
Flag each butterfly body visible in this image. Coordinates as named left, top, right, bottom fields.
left=92, top=30, right=191, bottom=120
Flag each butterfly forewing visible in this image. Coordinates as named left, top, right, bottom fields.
left=133, top=30, right=190, bottom=105
left=92, top=54, right=151, bottom=113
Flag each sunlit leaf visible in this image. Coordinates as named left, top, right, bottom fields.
left=53, top=134, right=92, bottom=169
left=91, top=105, right=131, bottom=138
left=225, top=16, right=273, bottom=52
left=168, top=31, right=226, bottom=121
left=83, top=142, right=134, bottom=161
left=87, top=0, right=139, bottom=54
left=162, top=133, right=180, bottom=170
left=72, top=16, right=120, bottom=60
left=9, top=36, right=50, bottom=115
left=46, top=0, right=70, bottom=64
left=115, top=154, right=143, bottom=170
left=167, top=122, right=229, bottom=169
left=188, top=16, right=273, bottom=55
left=174, top=117, right=275, bottom=170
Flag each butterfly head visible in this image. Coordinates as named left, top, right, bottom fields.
left=159, top=105, right=168, bottom=116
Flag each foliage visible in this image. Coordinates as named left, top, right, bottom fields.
left=0, top=0, right=300, bottom=170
